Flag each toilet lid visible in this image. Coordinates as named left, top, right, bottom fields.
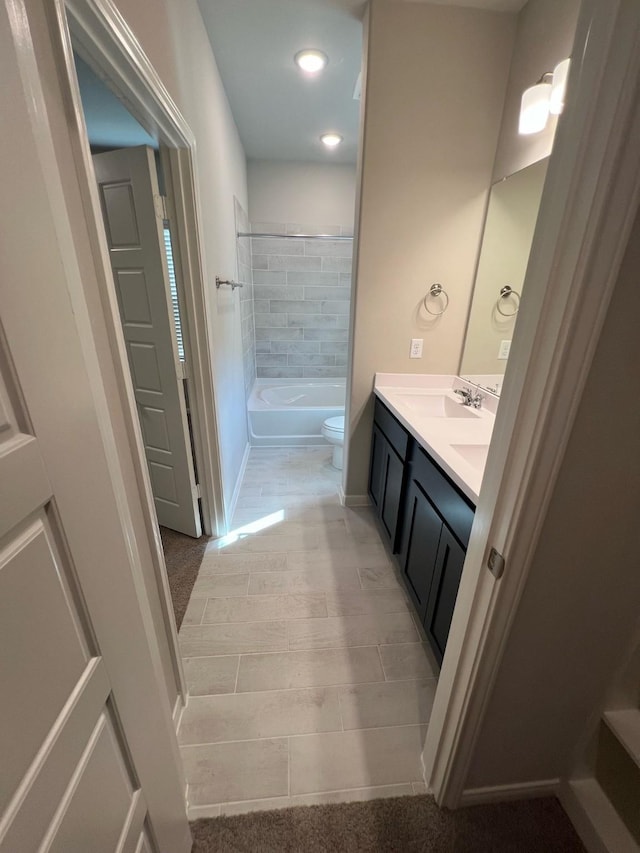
left=323, top=416, right=344, bottom=432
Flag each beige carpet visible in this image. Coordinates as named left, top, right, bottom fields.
left=190, top=794, right=585, bottom=852
left=159, top=526, right=209, bottom=629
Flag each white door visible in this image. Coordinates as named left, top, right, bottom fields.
left=0, top=5, right=189, bottom=851
left=93, top=146, right=201, bottom=538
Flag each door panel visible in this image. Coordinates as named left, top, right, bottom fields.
left=380, top=444, right=404, bottom=549
left=93, top=147, right=200, bottom=537
left=1, top=6, right=189, bottom=848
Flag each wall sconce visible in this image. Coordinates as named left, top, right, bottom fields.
left=519, top=58, right=571, bottom=135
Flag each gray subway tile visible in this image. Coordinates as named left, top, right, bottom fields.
left=267, top=255, right=322, bottom=272
left=256, top=354, right=288, bottom=366
left=303, top=287, right=351, bottom=301
left=287, top=314, right=348, bottom=328
left=256, top=328, right=304, bottom=341
left=271, top=341, right=320, bottom=354
left=255, top=313, right=287, bottom=328
left=321, top=301, right=351, bottom=315
left=288, top=354, right=336, bottom=367
left=253, top=238, right=304, bottom=255
left=304, top=329, right=349, bottom=342
left=251, top=254, right=269, bottom=270
left=270, top=300, right=322, bottom=315
left=339, top=274, right=352, bottom=287
left=320, top=341, right=349, bottom=355
left=321, top=257, right=353, bottom=273
left=303, top=366, right=347, bottom=378
left=255, top=341, right=271, bottom=353
left=287, top=272, right=340, bottom=286
left=289, top=224, right=342, bottom=236
left=304, top=240, right=352, bottom=257
left=257, top=367, right=303, bottom=379
left=253, top=285, right=304, bottom=301
left=252, top=270, right=286, bottom=285
left=253, top=300, right=270, bottom=314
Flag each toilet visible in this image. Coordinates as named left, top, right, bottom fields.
left=321, top=415, right=345, bottom=470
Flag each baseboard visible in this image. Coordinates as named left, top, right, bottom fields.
left=559, top=778, right=640, bottom=853
left=460, top=778, right=560, bottom=807
left=339, top=486, right=370, bottom=507
left=227, top=442, right=250, bottom=528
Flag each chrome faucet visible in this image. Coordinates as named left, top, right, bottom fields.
left=455, top=387, right=484, bottom=409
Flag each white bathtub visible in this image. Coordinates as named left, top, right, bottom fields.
left=248, top=378, right=346, bottom=446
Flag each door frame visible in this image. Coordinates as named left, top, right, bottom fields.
left=45, top=0, right=227, bottom=711
left=424, top=0, right=640, bottom=806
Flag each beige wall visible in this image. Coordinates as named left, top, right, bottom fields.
left=465, top=201, right=640, bottom=791
left=116, top=0, right=251, bottom=512
left=345, top=0, right=516, bottom=496
left=492, top=0, right=581, bottom=182
left=247, top=160, right=357, bottom=229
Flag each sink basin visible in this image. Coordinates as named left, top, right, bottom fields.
left=450, top=443, right=490, bottom=471
left=395, top=392, right=480, bottom=419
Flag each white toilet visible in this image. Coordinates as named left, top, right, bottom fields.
left=321, top=415, right=345, bottom=470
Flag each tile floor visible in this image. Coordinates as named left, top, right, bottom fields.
left=177, top=446, right=439, bottom=818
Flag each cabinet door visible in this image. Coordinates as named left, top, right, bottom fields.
left=368, top=423, right=385, bottom=510
left=399, top=480, right=443, bottom=619
left=380, top=443, right=405, bottom=549
left=424, top=527, right=467, bottom=665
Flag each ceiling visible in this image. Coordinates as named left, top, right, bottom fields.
left=198, top=0, right=527, bottom=165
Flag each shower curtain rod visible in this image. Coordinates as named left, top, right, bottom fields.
left=237, top=231, right=353, bottom=241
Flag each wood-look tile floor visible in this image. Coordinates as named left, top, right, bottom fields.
left=178, top=447, right=438, bottom=818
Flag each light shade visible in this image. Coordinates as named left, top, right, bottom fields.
left=519, top=81, right=552, bottom=135
left=550, top=58, right=570, bottom=115
left=320, top=132, right=343, bottom=148
left=294, top=50, right=328, bottom=74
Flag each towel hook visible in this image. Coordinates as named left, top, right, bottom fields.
left=496, top=285, right=520, bottom=317
left=423, top=283, right=449, bottom=316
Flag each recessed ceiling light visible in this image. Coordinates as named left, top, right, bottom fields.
left=295, top=50, right=328, bottom=74
left=320, top=132, right=343, bottom=148
left=320, top=133, right=343, bottom=148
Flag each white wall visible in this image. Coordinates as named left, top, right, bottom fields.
left=247, top=160, right=357, bottom=230
left=345, top=0, right=516, bottom=497
left=492, top=0, right=581, bottom=181
left=116, top=0, right=251, bottom=514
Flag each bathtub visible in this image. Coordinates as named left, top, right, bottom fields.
left=248, top=378, right=346, bottom=446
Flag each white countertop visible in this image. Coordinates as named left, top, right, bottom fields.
left=373, top=374, right=497, bottom=504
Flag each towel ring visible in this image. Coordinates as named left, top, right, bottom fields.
left=496, top=285, right=520, bottom=317
left=423, top=283, right=449, bottom=316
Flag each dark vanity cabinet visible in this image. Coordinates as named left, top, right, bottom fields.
left=369, top=398, right=475, bottom=667
left=368, top=399, right=410, bottom=552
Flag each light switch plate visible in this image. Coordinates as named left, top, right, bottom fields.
left=410, top=338, right=423, bottom=358
left=498, top=340, right=511, bottom=360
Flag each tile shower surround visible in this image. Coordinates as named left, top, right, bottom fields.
left=251, top=223, right=353, bottom=380
left=234, top=200, right=256, bottom=398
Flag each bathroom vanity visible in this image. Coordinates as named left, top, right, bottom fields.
left=368, top=375, right=496, bottom=666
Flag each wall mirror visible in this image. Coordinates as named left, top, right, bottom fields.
left=460, top=157, right=549, bottom=395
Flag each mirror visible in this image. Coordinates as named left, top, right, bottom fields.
left=460, top=157, right=549, bottom=395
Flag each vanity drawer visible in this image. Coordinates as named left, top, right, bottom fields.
left=410, top=445, right=475, bottom=548
left=373, top=397, right=410, bottom=461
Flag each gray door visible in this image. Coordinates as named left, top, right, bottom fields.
left=93, top=146, right=201, bottom=537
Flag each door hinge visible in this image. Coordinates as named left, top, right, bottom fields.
left=154, top=194, right=168, bottom=220
left=177, top=361, right=188, bottom=380
left=487, top=547, right=505, bottom=580
left=193, top=483, right=201, bottom=500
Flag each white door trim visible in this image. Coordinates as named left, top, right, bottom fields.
left=55, top=0, right=226, bottom=540
left=43, top=0, right=228, bottom=715
left=424, top=0, right=640, bottom=806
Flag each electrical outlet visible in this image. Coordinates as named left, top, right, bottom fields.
left=410, top=338, right=423, bottom=358
left=498, top=340, right=511, bottom=360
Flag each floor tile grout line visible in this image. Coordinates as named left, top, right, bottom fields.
left=179, top=722, right=429, bottom=751
left=233, top=655, right=241, bottom=694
